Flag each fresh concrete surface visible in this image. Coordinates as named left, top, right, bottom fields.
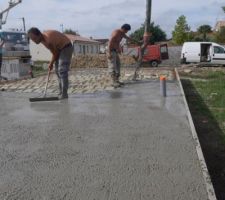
left=0, top=80, right=210, bottom=200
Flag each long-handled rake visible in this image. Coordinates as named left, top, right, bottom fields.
left=29, top=69, right=59, bottom=102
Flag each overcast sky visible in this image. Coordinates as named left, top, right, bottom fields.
left=1, top=0, right=225, bottom=39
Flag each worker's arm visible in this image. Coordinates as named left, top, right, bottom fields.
left=48, top=51, right=59, bottom=71
left=48, top=44, right=60, bottom=71
left=124, top=35, right=142, bottom=45
left=124, top=34, right=132, bottom=41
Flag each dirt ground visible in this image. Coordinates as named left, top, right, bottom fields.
left=70, top=54, right=136, bottom=68
left=178, top=65, right=225, bottom=75
left=179, top=66, right=225, bottom=200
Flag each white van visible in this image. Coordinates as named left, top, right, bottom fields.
left=181, top=42, right=225, bottom=65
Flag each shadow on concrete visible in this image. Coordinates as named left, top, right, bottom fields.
left=181, top=79, right=225, bottom=200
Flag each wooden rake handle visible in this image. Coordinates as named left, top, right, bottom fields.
left=43, top=69, right=51, bottom=97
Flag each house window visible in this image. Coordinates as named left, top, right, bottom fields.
left=83, top=45, right=86, bottom=55
left=79, top=45, right=82, bottom=53
left=87, top=46, right=89, bottom=53
left=91, top=46, right=93, bottom=53
left=98, top=45, right=100, bottom=53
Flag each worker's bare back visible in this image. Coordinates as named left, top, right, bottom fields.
left=42, top=30, right=71, bottom=53
left=108, top=29, right=126, bottom=52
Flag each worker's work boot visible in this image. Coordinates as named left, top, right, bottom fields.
left=132, top=71, right=139, bottom=81
left=58, top=82, right=62, bottom=96
left=115, top=75, right=124, bottom=86
left=111, top=74, right=120, bottom=88
left=116, top=80, right=124, bottom=86
left=112, top=81, right=120, bottom=88
left=58, top=93, right=68, bottom=100
left=58, top=78, right=69, bottom=99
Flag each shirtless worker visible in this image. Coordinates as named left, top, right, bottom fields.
left=108, top=24, right=133, bottom=88
left=28, top=27, right=73, bottom=99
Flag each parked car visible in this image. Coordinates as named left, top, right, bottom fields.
left=181, top=42, right=225, bottom=65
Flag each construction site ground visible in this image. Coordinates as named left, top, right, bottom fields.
left=0, top=67, right=176, bottom=94
left=0, top=67, right=215, bottom=200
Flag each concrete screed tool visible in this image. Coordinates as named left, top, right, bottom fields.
left=29, top=69, right=59, bottom=102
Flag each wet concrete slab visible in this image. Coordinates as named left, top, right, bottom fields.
left=0, top=80, right=211, bottom=199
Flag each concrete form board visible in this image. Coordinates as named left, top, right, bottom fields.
left=0, top=79, right=215, bottom=199
left=175, top=68, right=217, bottom=200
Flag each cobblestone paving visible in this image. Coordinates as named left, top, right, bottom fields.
left=0, top=68, right=175, bottom=94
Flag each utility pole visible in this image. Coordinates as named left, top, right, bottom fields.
left=22, top=17, right=25, bottom=31
left=60, top=24, right=64, bottom=33
left=0, top=0, right=22, bottom=29
left=133, top=0, right=152, bottom=80
left=143, top=0, right=152, bottom=47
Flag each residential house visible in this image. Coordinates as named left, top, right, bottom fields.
left=214, top=20, right=225, bottom=32
left=66, top=34, right=100, bottom=55
left=29, top=33, right=101, bottom=61
left=94, top=39, right=109, bottom=54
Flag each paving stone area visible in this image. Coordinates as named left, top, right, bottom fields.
left=0, top=68, right=176, bottom=94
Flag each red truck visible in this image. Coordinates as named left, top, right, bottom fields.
left=134, top=43, right=169, bottom=67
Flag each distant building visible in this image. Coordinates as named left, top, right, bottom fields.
left=29, top=34, right=101, bottom=61
left=214, top=20, right=225, bottom=32
left=66, top=34, right=100, bottom=56
left=94, top=39, right=109, bottom=54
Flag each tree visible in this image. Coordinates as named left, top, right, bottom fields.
left=222, top=6, right=225, bottom=13
left=187, top=31, right=195, bottom=41
left=214, top=27, right=225, bottom=43
left=197, top=25, right=212, bottom=41
left=63, top=29, right=79, bottom=35
left=172, top=15, right=190, bottom=44
left=129, top=22, right=167, bottom=44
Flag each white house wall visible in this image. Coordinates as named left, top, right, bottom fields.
left=29, top=40, right=51, bottom=61
left=73, top=42, right=100, bottom=55
left=30, top=40, right=100, bottom=61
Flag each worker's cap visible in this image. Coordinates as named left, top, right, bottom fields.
left=121, top=24, right=131, bottom=31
